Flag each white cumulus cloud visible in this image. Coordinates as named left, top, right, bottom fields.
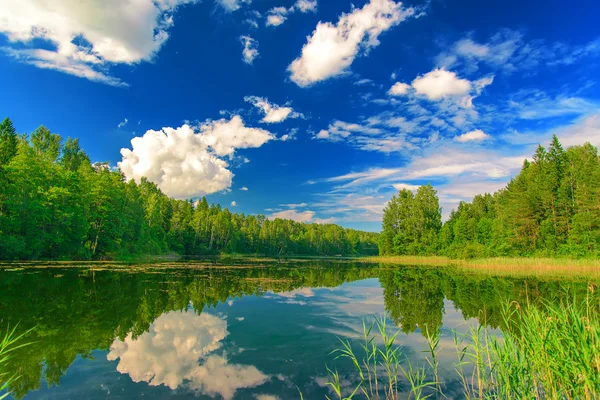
left=407, top=69, right=493, bottom=108
left=388, top=82, right=410, bottom=96
left=288, top=0, right=415, bottom=87
left=244, top=96, right=302, bottom=123
left=200, top=115, right=274, bottom=157
left=454, top=129, right=490, bottom=142
left=266, top=7, right=289, bottom=27
left=117, top=118, right=129, bottom=129
left=411, top=69, right=472, bottom=100
left=0, top=0, right=197, bottom=86
left=294, top=0, right=317, bottom=13
left=119, top=117, right=274, bottom=199
left=119, top=125, right=233, bottom=199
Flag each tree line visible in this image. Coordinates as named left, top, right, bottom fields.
left=0, top=118, right=378, bottom=260
left=380, top=136, right=600, bottom=258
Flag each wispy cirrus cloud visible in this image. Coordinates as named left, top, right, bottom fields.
left=215, top=0, right=252, bottom=13
left=268, top=209, right=335, bottom=224
left=265, top=0, right=317, bottom=27
left=435, top=29, right=600, bottom=74
left=240, top=36, right=259, bottom=64
left=309, top=111, right=600, bottom=223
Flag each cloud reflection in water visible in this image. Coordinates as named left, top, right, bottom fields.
left=107, top=310, right=269, bottom=399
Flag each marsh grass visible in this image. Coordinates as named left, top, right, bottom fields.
left=325, top=284, right=600, bottom=399
left=0, top=325, right=33, bottom=400
left=362, top=256, right=451, bottom=267
left=362, top=256, right=600, bottom=278
left=456, top=285, right=600, bottom=399
left=325, top=315, right=439, bottom=400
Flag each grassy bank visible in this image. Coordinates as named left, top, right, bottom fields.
left=362, top=256, right=600, bottom=277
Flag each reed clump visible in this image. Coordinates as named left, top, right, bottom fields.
left=324, top=284, right=600, bottom=399
left=325, top=315, right=438, bottom=400
left=0, top=325, right=33, bottom=400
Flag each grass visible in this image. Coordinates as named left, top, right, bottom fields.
left=323, top=284, right=600, bottom=399
left=325, top=314, right=437, bottom=400
left=457, top=257, right=600, bottom=278
left=361, top=256, right=451, bottom=267
left=0, top=325, right=33, bottom=400
left=362, top=256, right=600, bottom=278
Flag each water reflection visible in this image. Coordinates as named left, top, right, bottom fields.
left=107, top=309, right=268, bottom=399
left=0, top=261, right=593, bottom=399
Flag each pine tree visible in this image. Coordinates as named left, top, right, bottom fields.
left=0, top=117, right=18, bottom=167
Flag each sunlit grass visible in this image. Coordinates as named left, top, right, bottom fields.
left=361, top=256, right=451, bottom=267
left=457, top=259, right=600, bottom=279
left=362, top=256, right=600, bottom=278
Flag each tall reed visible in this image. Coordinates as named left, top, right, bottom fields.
left=325, top=284, right=599, bottom=399
left=326, top=314, right=439, bottom=399
left=0, top=325, right=33, bottom=400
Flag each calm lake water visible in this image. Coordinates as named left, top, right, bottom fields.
left=0, top=260, right=591, bottom=399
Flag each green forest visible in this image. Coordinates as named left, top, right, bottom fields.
left=2, top=117, right=599, bottom=261
left=380, top=136, right=600, bottom=258
left=0, top=118, right=378, bottom=260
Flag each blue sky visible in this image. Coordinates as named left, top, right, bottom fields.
left=1, top=0, right=599, bottom=231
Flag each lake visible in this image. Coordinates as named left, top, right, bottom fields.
left=0, top=260, right=592, bottom=399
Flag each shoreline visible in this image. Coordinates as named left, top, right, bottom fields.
left=1, top=254, right=599, bottom=277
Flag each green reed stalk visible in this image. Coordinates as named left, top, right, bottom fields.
left=0, top=325, right=34, bottom=400
left=327, top=313, right=438, bottom=400
left=325, top=284, right=599, bottom=399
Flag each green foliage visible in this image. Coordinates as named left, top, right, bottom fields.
left=0, top=118, right=378, bottom=260
left=60, top=137, right=90, bottom=172
left=379, top=184, right=442, bottom=256
left=0, top=118, right=18, bottom=167
left=380, top=136, right=600, bottom=259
